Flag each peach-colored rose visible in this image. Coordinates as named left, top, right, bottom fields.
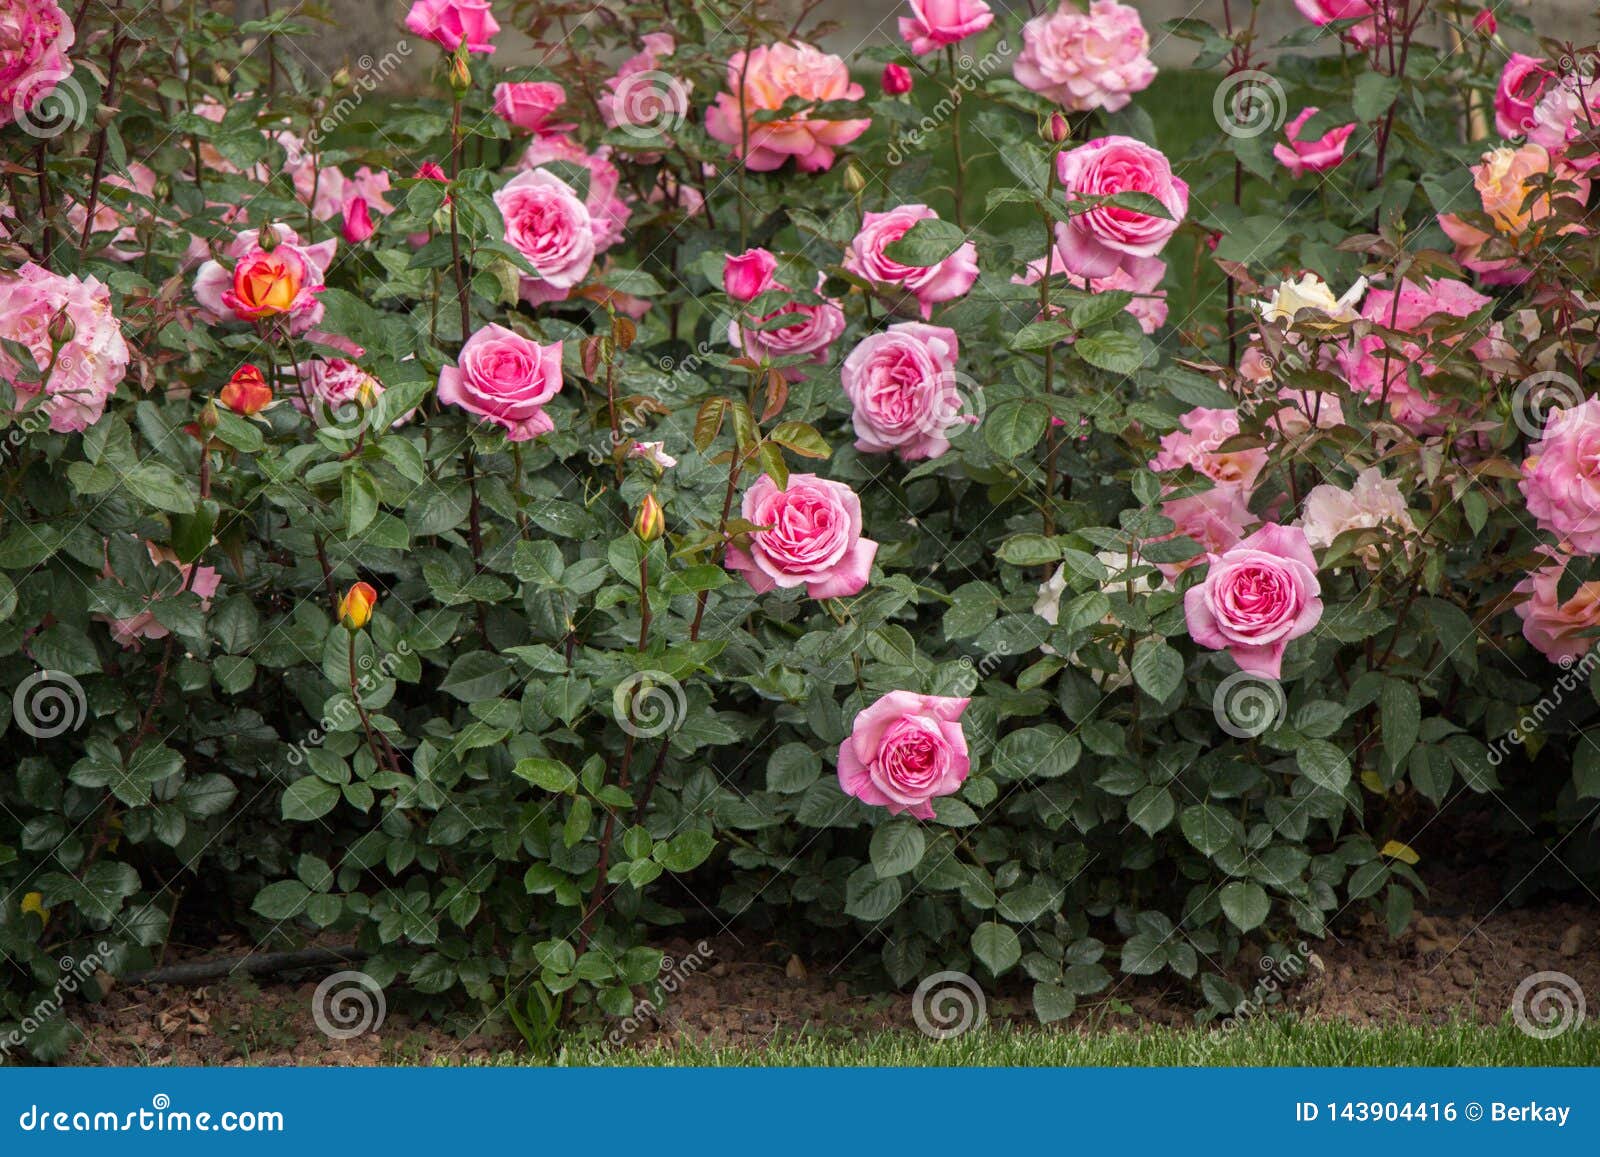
left=1516, top=555, right=1600, bottom=663
left=705, top=42, right=870, bottom=172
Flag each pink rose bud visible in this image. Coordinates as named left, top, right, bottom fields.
left=882, top=62, right=913, bottom=96
left=1472, top=9, right=1496, bottom=36
left=341, top=197, right=375, bottom=244
left=723, top=247, right=779, bottom=301
left=1048, top=111, right=1069, bottom=143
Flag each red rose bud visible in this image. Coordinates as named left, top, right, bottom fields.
left=1472, top=9, right=1495, bottom=35
left=634, top=493, right=665, bottom=542
left=219, top=364, right=272, bottom=415
left=415, top=161, right=448, bottom=183
left=338, top=581, right=378, bottom=630
left=723, top=248, right=778, bottom=302
left=342, top=197, right=375, bottom=244
left=882, top=63, right=913, bottom=96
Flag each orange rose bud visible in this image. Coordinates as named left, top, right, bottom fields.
left=338, top=581, right=378, bottom=630
left=231, top=250, right=305, bottom=319
left=220, top=364, right=272, bottom=415
left=633, top=493, right=665, bottom=542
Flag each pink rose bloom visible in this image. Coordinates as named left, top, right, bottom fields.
left=438, top=324, right=563, bottom=442
left=294, top=359, right=412, bottom=430
left=725, top=473, right=878, bottom=600
left=0, top=0, right=74, bottom=130
left=1273, top=108, right=1356, bottom=178
left=0, top=263, right=129, bottom=433
left=837, top=691, right=970, bottom=820
left=1149, top=407, right=1267, bottom=493
left=192, top=222, right=335, bottom=334
left=342, top=197, right=375, bottom=244
left=1054, top=136, right=1189, bottom=278
left=1014, top=0, right=1155, bottom=113
left=727, top=281, right=847, bottom=373
left=404, top=0, right=499, bottom=54
left=495, top=167, right=597, bottom=306
left=706, top=41, right=870, bottom=172
left=97, top=541, right=222, bottom=649
left=1528, top=75, right=1600, bottom=169
left=66, top=162, right=156, bottom=261
left=517, top=136, right=630, bottom=254
left=1293, top=0, right=1382, bottom=46
left=841, top=322, right=967, bottom=461
left=843, top=204, right=978, bottom=319
left=723, top=247, right=779, bottom=301
left=1184, top=523, right=1324, bottom=679
left=1018, top=230, right=1167, bottom=334
left=599, top=32, right=690, bottom=143
left=493, top=82, right=572, bottom=135
left=882, top=62, right=913, bottom=96
left=1496, top=54, right=1552, bottom=139
left=1521, top=397, right=1600, bottom=554
left=1270, top=384, right=1345, bottom=436
left=1156, top=487, right=1251, bottom=579
left=629, top=440, right=677, bottom=470
left=1299, top=467, right=1415, bottom=563
left=899, top=0, right=993, bottom=56
left=1516, top=556, right=1600, bottom=664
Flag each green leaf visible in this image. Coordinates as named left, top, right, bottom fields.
left=1180, top=803, right=1235, bottom=856
left=880, top=216, right=968, bottom=267
left=984, top=399, right=1049, bottom=458
left=512, top=758, right=576, bottom=793
left=1033, top=982, right=1076, bottom=1024
left=869, top=821, right=927, bottom=879
left=971, top=921, right=1022, bottom=976
left=1130, top=641, right=1183, bottom=701
left=1127, top=785, right=1176, bottom=835
left=1075, top=332, right=1146, bottom=376
left=1219, top=881, right=1270, bottom=932
left=655, top=830, right=717, bottom=872
left=282, top=776, right=340, bottom=822
left=252, top=880, right=312, bottom=920
left=1379, top=679, right=1420, bottom=768
left=1297, top=739, right=1352, bottom=794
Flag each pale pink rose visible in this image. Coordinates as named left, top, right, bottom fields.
left=629, top=441, right=677, bottom=470
left=837, top=691, right=970, bottom=819
left=1149, top=407, right=1267, bottom=493
left=1521, top=397, right=1600, bottom=554
left=192, top=223, right=335, bottom=334
left=723, top=247, right=778, bottom=301
left=96, top=541, right=222, bottom=649
left=1528, top=75, right=1600, bottom=169
left=1273, top=108, right=1356, bottom=178
left=1270, top=385, right=1345, bottom=436
left=1496, top=54, right=1552, bottom=139
left=840, top=322, right=967, bottom=461
left=0, top=263, right=129, bottom=433
left=899, top=0, right=993, bottom=55
left=0, top=0, right=74, bottom=130
left=1516, top=556, right=1600, bottom=664
left=1184, top=523, right=1323, bottom=679
left=438, top=324, right=563, bottom=442
left=1014, top=0, right=1155, bottom=113
left=517, top=136, right=630, bottom=254
left=1054, top=136, right=1188, bottom=278
left=495, top=167, right=597, bottom=307
left=705, top=41, right=870, bottom=172
left=1293, top=0, right=1383, bottom=46
left=843, top=204, right=978, bottom=319
left=294, top=359, right=412, bottom=430
left=1156, top=487, right=1251, bottom=579
left=404, top=0, right=499, bottom=54
left=598, top=33, right=690, bottom=146
left=1018, top=230, right=1167, bottom=334
left=727, top=280, right=847, bottom=373
left=725, top=473, right=878, bottom=600
left=493, top=82, right=573, bottom=135
left=1299, top=467, right=1415, bottom=563
left=65, top=162, right=156, bottom=261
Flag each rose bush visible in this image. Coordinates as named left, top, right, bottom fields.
left=1, top=0, right=1597, bottom=1057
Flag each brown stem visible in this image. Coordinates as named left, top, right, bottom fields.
left=690, top=445, right=744, bottom=641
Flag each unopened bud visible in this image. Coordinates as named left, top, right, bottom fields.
left=634, top=493, right=665, bottom=542
left=338, top=581, right=378, bottom=630
left=1047, top=112, right=1069, bottom=144
left=449, top=44, right=472, bottom=96
left=843, top=161, right=867, bottom=195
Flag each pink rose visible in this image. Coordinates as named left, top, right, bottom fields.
left=882, top=63, right=913, bottom=96
left=1054, top=136, right=1189, bottom=278
left=1014, top=0, right=1155, bottom=113
left=0, top=0, right=74, bottom=130
left=342, top=197, right=375, bottom=244
left=0, top=263, right=129, bottom=433
left=843, top=204, right=978, bottom=319
left=438, top=323, right=563, bottom=442
left=295, top=359, right=412, bottom=431
left=727, top=281, right=846, bottom=370
left=725, top=473, right=878, bottom=600
left=517, top=136, right=630, bottom=254
left=404, top=0, right=499, bottom=54
left=1496, top=54, right=1552, bottom=139
left=1184, top=523, right=1323, bottom=679
left=1273, top=108, right=1356, bottom=178
left=1516, top=555, right=1600, bottom=664
left=599, top=33, right=690, bottom=143
left=837, top=691, right=970, bottom=820
left=1149, top=407, right=1267, bottom=493
left=1156, top=487, right=1251, bottom=578
left=1521, top=397, right=1600, bottom=554
left=1528, top=75, right=1600, bottom=167
left=723, top=247, right=779, bottom=301
left=97, top=541, right=222, bottom=649
left=706, top=41, right=870, bottom=172
left=840, top=322, right=967, bottom=461
left=494, top=167, right=597, bottom=306
left=193, top=223, right=335, bottom=334
left=899, top=0, right=993, bottom=56
left=1299, top=467, right=1414, bottom=564
left=1293, top=0, right=1382, bottom=45
left=1018, top=231, right=1167, bottom=334
left=66, top=162, right=155, bottom=261
left=493, top=82, right=572, bottom=135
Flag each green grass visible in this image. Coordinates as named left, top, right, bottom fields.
left=465, top=1019, right=1600, bottom=1067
